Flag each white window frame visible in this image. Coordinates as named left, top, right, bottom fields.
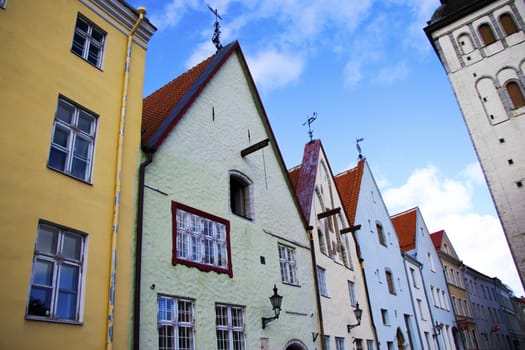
left=216, top=304, right=246, bottom=350
left=324, top=336, right=331, bottom=350
left=157, top=295, right=195, bottom=350
left=348, top=280, right=357, bottom=307
left=0, top=0, right=6, bottom=9
left=229, top=171, right=253, bottom=220
left=317, top=266, right=329, bottom=297
left=279, top=244, right=298, bottom=285
left=366, top=340, right=374, bottom=350
left=71, top=14, right=106, bottom=68
left=26, top=221, right=86, bottom=323
left=335, top=337, right=346, bottom=350
left=48, top=97, right=97, bottom=182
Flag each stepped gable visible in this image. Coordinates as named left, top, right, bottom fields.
left=391, top=208, right=418, bottom=252
left=335, top=159, right=365, bottom=225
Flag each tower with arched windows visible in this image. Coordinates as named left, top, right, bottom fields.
left=425, top=0, right=525, bottom=288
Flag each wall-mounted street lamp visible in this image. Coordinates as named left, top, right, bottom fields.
left=434, top=321, right=443, bottom=335
left=347, top=303, right=363, bottom=333
left=262, top=285, right=283, bottom=329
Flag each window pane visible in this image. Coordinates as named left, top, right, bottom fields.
left=233, top=331, right=245, bottom=350
left=56, top=291, right=78, bottom=319
left=216, top=305, right=227, bottom=326
left=56, top=101, right=74, bottom=124
left=62, top=233, right=82, bottom=260
left=28, top=286, right=52, bottom=317
left=59, top=265, right=79, bottom=291
left=71, top=157, right=88, bottom=180
left=178, top=300, right=192, bottom=323
left=36, top=226, right=57, bottom=254
left=91, top=28, right=104, bottom=42
left=178, top=326, right=193, bottom=350
left=74, top=136, right=90, bottom=158
left=75, top=17, right=89, bottom=33
left=87, top=43, right=100, bottom=65
left=72, top=33, right=86, bottom=56
left=78, top=111, right=94, bottom=134
left=159, top=325, right=174, bottom=350
left=217, top=330, right=229, bottom=350
left=53, top=127, right=70, bottom=148
left=34, top=260, right=54, bottom=286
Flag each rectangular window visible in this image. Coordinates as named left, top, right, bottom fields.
left=172, top=201, right=232, bottom=277
left=216, top=304, right=246, bottom=350
left=279, top=244, right=298, bottom=285
left=48, top=97, right=97, bottom=182
left=71, top=14, right=106, bottom=68
left=158, top=295, right=195, bottom=350
left=376, top=223, right=386, bottom=246
left=335, top=337, right=345, bottom=350
left=417, top=299, right=425, bottom=320
left=355, top=339, right=363, bottom=350
left=26, top=221, right=86, bottom=323
left=317, top=266, right=328, bottom=297
left=381, top=308, right=389, bottom=325
left=410, top=267, right=418, bottom=288
left=348, top=280, right=357, bottom=306
left=367, top=340, right=374, bottom=350
left=385, top=270, right=396, bottom=295
left=0, top=0, right=6, bottom=9
left=324, top=336, right=331, bottom=350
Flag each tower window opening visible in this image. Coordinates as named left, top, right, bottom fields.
left=478, top=23, right=497, bottom=45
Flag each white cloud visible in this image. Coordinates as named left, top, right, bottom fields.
left=374, top=61, right=409, bottom=85
left=343, top=60, right=363, bottom=88
left=383, top=164, right=524, bottom=296
left=148, top=0, right=200, bottom=30
left=245, top=49, right=304, bottom=92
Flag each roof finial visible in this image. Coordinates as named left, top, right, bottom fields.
left=208, top=5, right=223, bottom=52
left=356, top=137, right=364, bottom=159
left=303, top=112, right=317, bottom=142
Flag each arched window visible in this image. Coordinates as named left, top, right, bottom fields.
left=478, top=23, right=497, bottom=45
left=230, top=171, right=253, bottom=219
left=506, top=81, right=525, bottom=108
left=499, top=13, right=518, bottom=36
left=457, top=33, right=475, bottom=54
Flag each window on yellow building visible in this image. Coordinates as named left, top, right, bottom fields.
left=71, top=14, right=106, bottom=68
left=47, top=97, right=97, bottom=182
left=26, top=221, right=86, bottom=323
left=0, top=0, right=6, bottom=9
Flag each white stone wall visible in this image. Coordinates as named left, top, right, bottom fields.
left=140, top=52, right=317, bottom=349
left=429, top=0, right=525, bottom=284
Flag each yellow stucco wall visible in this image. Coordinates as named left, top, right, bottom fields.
left=0, top=1, right=150, bottom=348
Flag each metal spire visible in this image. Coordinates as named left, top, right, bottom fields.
left=208, top=5, right=223, bottom=52
left=303, top=112, right=317, bottom=142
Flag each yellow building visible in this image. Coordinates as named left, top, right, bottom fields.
left=0, top=1, right=155, bottom=349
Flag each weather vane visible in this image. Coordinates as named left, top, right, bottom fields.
left=303, top=112, right=317, bottom=142
left=356, top=137, right=364, bottom=159
left=208, top=5, right=223, bottom=52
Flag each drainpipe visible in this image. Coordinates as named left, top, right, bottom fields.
left=133, top=151, right=153, bottom=350
left=106, top=7, right=146, bottom=350
left=307, top=227, right=326, bottom=350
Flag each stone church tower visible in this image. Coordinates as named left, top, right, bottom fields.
left=424, top=0, right=525, bottom=287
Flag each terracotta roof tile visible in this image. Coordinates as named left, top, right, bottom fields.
left=335, top=159, right=365, bottom=225
left=430, top=229, right=445, bottom=250
left=142, top=55, right=214, bottom=146
left=288, top=165, right=301, bottom=190
left=391, top=208, right=417, bottom=252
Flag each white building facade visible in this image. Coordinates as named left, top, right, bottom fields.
left=425, top=0, right=525, bottom=286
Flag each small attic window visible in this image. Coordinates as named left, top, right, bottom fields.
left=230, top=171, right=253, bottom=220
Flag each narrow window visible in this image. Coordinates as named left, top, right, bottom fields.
left=381, top=308, right=389, bottom=325
left=48, top=97, right=97, bottom=182
left=478, top=23, right=497, bottom=45
left=335, top=337, right=346, bottom=350
left=367, top=340, right=374, bottom=350
left=348, top=280, right=357, bottom=306
left=354, top=339, right=363, bottom=350
left=279, top=244, right=298, bottom=285
left=172, top=201, right=232, bottom=277
left=376, top=222, right=386, bottom=246
left=216, top=304, right=246, bottom=350
left=324, top=336, right=331, bottom=350
left=317, top=266, right=329, bottom=297
left=158, top=296, right=195, bottom=350
left=417, top=299, right=425, bottom=320
left=385, top=270, right=396, bottom=295
left=410, top=267, right=418, bottom=288
left=499, top=13, right=518, bottom=36
left=0, top=0, right=6, bottom=9
left=318, top=228, right=328, bottom=255
left=506, top=81, right=525, bottom=108
left=230, top=172, right=253, bottom=219
left=71, top=14, right=106, bottom=68
left=428, top=252, right=436, bottom=272
left=26, top=221, right=86, bottom=323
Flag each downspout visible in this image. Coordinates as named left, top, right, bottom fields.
left=307, top=227, right=326, bottom=350
left=133, top=151, right=153, bottom=350
left=106, top=8, right=146, bottom=350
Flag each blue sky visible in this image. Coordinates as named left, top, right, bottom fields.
left=128, top=0, right=524, bottom=295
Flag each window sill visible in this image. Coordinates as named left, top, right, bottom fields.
left=25, top=315, right=83, bottom=326
left=71, top=50, right=104, bottom=71
left=47, top=166, right=93, bottom=185
left=282, top=281, right=301, bottom=288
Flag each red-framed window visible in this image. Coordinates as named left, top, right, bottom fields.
left=172, top=201, right=233, bottom=277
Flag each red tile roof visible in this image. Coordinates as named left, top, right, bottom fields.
left=335, top=159, right=365, bottom=225
left=391, top=208, right=417, bottom=252
left=142, top=55, right=214, bottom=146
left=288, top=165, right=301, bottom=190
left=430, top=229, right=444, bottom=250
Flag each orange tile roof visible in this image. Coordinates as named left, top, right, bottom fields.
left=288, top=165, right=301, bottom=190
left=430, top=229, right=444, bottom=250
left=335, top=159, right=365, bottom=225
left=391, top=208, right=417, bottom=252
left=141, top=55, right=214, bottom=146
